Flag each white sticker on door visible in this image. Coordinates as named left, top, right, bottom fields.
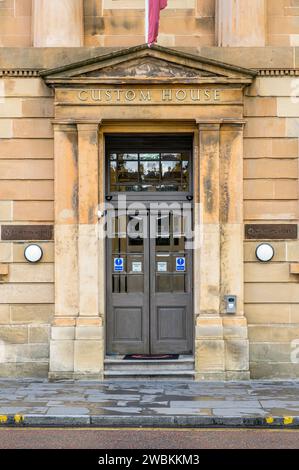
left=132, top=261, right=142, bottom=272
left=157, top=262, right=167, bottom=272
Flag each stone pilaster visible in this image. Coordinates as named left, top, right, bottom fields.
left=53, top=124, right=79, bottom=318
left=33, top=0, right=84, bottom=47
left=216, top=0, right=266, bottom=47
left=49, top=123, right=79, bottom=379
left=77, top=123, right=100, bottom=317
left=198, top=123, right=221, bottom=316
left=220, top=122, right=249, bottom=380
left=219, top=123, right=244, bottom=316
left=74, top=123, right=103, bottom=378
left=195, top=122, right=225, bottom=380
left=195, top=120, right=249, bottom=380
left=49, top=121, right=104, bottom=380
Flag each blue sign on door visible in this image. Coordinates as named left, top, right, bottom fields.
left=114, top=258, right=124, bottom=272
left=176, top=257, right=186, bottom=272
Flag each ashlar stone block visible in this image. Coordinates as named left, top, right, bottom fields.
left=49, top=340, right=74, bottom=372
left=74, top=340, right=104, bottom=374
left=225, top=339, right=249, bottom=371
left=195, top=339, right=225, bottom=372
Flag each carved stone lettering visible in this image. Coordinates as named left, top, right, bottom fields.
left=77, top=88, right=222, bottom=105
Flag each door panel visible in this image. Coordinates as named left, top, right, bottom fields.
left=114, top=307, right=143, bottom=341
left=157, top=307, right=186, bottom=340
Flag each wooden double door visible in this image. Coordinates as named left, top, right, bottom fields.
left=106, top=207, right=193, bottom=355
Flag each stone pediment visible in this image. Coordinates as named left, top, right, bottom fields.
left=81, top=57, right=214, bottom=79
left=41, top=44, right=256, bottom=85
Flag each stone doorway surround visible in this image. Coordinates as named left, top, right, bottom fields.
left=41, top=44, right=256, bottom=380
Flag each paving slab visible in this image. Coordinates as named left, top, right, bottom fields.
left=0, top=379, right=299, bottom=427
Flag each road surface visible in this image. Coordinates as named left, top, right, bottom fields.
left=0, top=427, right=298, bottom=449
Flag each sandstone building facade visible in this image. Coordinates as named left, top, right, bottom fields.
left=0, top=0, right=299, bottom=380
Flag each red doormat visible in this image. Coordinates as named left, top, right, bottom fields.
left=124, top=354, right=179, bottom=360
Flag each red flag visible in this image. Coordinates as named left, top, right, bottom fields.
left=146, top=0, right=168, bottom=46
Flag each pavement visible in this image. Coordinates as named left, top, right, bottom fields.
left=0, top=379, right=299, bottom=428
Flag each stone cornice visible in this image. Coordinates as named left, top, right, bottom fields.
left=40, top=44, right=257, bottom=79
left=1, top=68, right=299, bottom=78
left=257, top=69, right=299, bottom=76
left=0, top=69, right=40, bottom=77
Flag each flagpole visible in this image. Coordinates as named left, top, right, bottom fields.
left=145, top=0, right=149, bottom=46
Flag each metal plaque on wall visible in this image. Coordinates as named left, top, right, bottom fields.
left=245, top=224, right=298, bottom=240
left=1, top=225, right=54, bottom=241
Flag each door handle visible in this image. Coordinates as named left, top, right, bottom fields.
left=186, top=195, right=193, bottom=201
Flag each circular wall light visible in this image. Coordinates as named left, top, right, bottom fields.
left=24, top=244, right=43, bottom=263
left=255, top=243, right=274, bottom=263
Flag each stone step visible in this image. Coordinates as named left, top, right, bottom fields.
left=104, top=369, right=195, bottom=381
left=104, top=356, right=194, bottom=371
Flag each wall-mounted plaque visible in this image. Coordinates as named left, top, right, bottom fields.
left=1, top=225, right=54, bottom=241
left=245, top=224, right=298, bottom=240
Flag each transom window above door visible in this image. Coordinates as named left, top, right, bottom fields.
left=106, top=134, right=192, bottom=193
left=109, top=151, right=190, bottom=192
